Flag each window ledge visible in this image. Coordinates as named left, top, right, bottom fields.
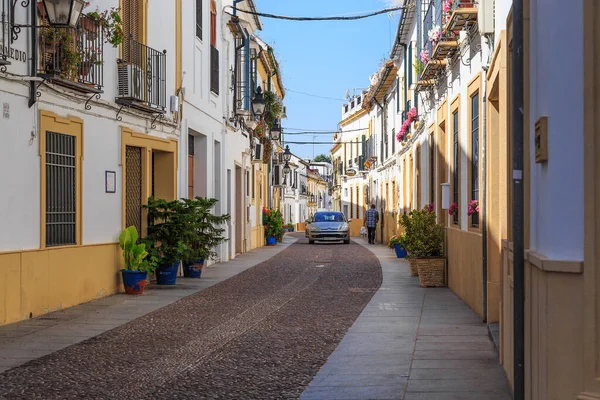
left=526, top=250, right=583, bottom=274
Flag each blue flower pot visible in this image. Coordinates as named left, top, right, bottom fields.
left=183, top=260, right=204, bottom=278
left=394, top=243, right=407, bottom=258
left=121, top=270, right=148, bottom=294
left=156, top=261, right=179, bottom=285
left=266, top=236, right=277, bottom=246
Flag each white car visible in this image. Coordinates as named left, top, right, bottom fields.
left=305, top=211, right=351, bottom=244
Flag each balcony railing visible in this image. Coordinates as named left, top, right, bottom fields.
left=38, top=15, right=104, bottom=92
left=447, top=0, right=478, bottom=31
left=117, top=36, right=167, bottom=112
left=0, top=0, right=10, bottom=67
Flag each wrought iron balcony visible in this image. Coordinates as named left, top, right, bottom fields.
left=446, top=0, right=478, bottom=31
left=117, top=36, right=167, bottom=113
left=38, top=15, right=104, bottom=93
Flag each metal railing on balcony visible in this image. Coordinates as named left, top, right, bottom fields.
left=117, top=35, right=167, bottom=112
left=0, top=0, right=10, bottom=67
left=38, top=15, right=104, bottom=92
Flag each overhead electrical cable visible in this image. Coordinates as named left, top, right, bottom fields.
left=226, top=6, right=408, bottom=22
left=284, top=88, right=347, bottom=101
left=282, top=127, right=368, bottom=134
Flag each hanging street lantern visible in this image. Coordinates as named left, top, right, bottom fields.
left=283, top=161, right=291, bottom=176
left=270, top=119, right=282, bottom=140
left=251, top=87, right=266, bottom=117
left=283, top=145, right=292, bottom=162
left=41, top=0, right=85, bottom=27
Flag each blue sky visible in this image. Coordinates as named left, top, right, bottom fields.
left=254, top=0, right=401, bottom=160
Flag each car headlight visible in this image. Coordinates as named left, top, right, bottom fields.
left=340, top=224, right=348, bottom=231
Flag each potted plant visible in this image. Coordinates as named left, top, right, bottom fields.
left=181, top=197, right=230, bottom=278
left=388, top=234, right=407, bottom=258
left=119, top=226, right=157, bottom=294
left=143, top=197, right=192, bottom=285
left=401, top=207, right=446, bottom=287
left=262, top=207, right=283, bottom=245
left=288, top=222, right=295, bottom=232
left=468, top=200, right=479, bottom=217
left=85, top=6, right=124, bottom=47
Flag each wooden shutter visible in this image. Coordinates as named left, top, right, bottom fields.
left=122, top=0, right=141, bottom=61
left=210, top=0, right=217, bottom=47
left=196, top=0, right=202, bottom=40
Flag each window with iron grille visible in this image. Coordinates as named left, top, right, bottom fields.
left=453, top=110, right=459, bottom=225
left=188, top=134, right=195, bottom=156
left=196, top=0, right=202, bottom=40
left=471, top=93, right=479, bottom=227
left=45, top=131, right=77, bottom=247
left=210, top=45, right=219, bottom=95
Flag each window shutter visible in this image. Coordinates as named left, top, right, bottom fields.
left=273, top=165, right=281, bottom=186
left=210, top=0, right=216, bottom=46
left=244, top=36, right=250, bottom=110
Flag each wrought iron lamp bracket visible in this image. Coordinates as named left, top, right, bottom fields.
left=150, top=113, right=165, bottom=130
left=10, top=0, right=32, bottom=43
left=115, top=105, right=124, bottom=121
left=84, top=93, right=101, bottom=111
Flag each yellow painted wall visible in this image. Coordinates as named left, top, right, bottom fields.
left=447, top=228, right=483, bottom=317
left=0, top=243, right=120, bottom=326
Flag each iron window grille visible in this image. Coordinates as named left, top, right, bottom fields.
left=210, top=45, right=219, bottom=95
left=471, top=93, right=479, bottom=227
left=45, top=131, right=77, bottom=247
left=196, top=0, right=202, bottom=40
left=0, top=0, right=10, bottom=67
left=188, top=134, right=195, bottom=156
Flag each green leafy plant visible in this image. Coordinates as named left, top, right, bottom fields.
left=313, top=154, right=332, bottom=163
left=387, top=234, right=407, bottom=250
left=400, top=207, right=445, bottom=258
left=143, top=197, right=194, bottom=267
left=181, top=197, right=231, bottom=263
left=119, top=226, right=156, bottom=273
left=263, top=90, right=282, bottom=131
left=86, top=7, right=124, bottom=47
left=40, top=25, right=81, bottom=79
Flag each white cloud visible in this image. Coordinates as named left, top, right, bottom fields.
left=381, top=0, right=404, bottom=6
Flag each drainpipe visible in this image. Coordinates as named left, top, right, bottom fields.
left=512, top=0, right=525, bottom=398
left=233, top=0, right=244, bottom=16
left=481, top=56, right=489, bottom=323
left=28, top=1, right=38, bottom=108
left=401, top=44, right=408, bottom=112
left=374, top=98, right=386, bottom=244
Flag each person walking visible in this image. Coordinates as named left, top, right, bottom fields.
left=364, top=204, right=379, bottom=245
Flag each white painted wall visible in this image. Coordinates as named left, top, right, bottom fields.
left=528, top=0, right=584, bottom=260
left=0, top=0, right=180, bottom=252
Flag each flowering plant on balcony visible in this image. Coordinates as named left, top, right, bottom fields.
left=420, top=49, right=430, bottom=64
left=427, top=203, right=435, bottom=213
left=407, top=107, right=418, bottom=123
left=467, top=200, right=479, bottom=216
left=448, top=202, right=458, bottom=216
left=428, top=25, right=441, bottom=44
left=443, top=0, right=455, bottom=24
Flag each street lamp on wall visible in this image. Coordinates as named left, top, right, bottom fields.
left=251, top=87, right=266, bottom=117
left=283, top=145, right=292, bottom=162
left=41, top=0, right=85, bottom=27
left=270, top=119, right=281, bottom=141
left=283, top=161, right=291, bottom=176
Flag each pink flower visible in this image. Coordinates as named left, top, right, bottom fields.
left=420, top=50, right=430, bottom=63
left=449, top=202, right=458, bottom=216
left=427, top=203, right=434, bottom=213
left=407, top=107, right=418, bottom=122
left=467, top=200, right=479, bottom=216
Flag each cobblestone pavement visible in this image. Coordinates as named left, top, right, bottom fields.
left=0, top=234, right=382, bottom=400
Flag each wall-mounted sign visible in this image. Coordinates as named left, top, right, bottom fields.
left=1, top=46, right=27, bottom=63
left=345, top=168, right=358, bottom=177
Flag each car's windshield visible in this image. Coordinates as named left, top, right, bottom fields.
left=314, top=212, right=345, bottom=222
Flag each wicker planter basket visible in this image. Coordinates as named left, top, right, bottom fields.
left=408, top=258, right=419, bottom=277
left=415, top=258, right=446, bottom=287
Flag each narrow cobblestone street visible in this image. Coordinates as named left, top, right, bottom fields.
left=0, top=234, right=383, bottom=399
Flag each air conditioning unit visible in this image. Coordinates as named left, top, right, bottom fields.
left=478, top=0, right=495, bottom=35
left=117, top=64, right=144, bottom=100
left=253, top=143, right=263, bottom=163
